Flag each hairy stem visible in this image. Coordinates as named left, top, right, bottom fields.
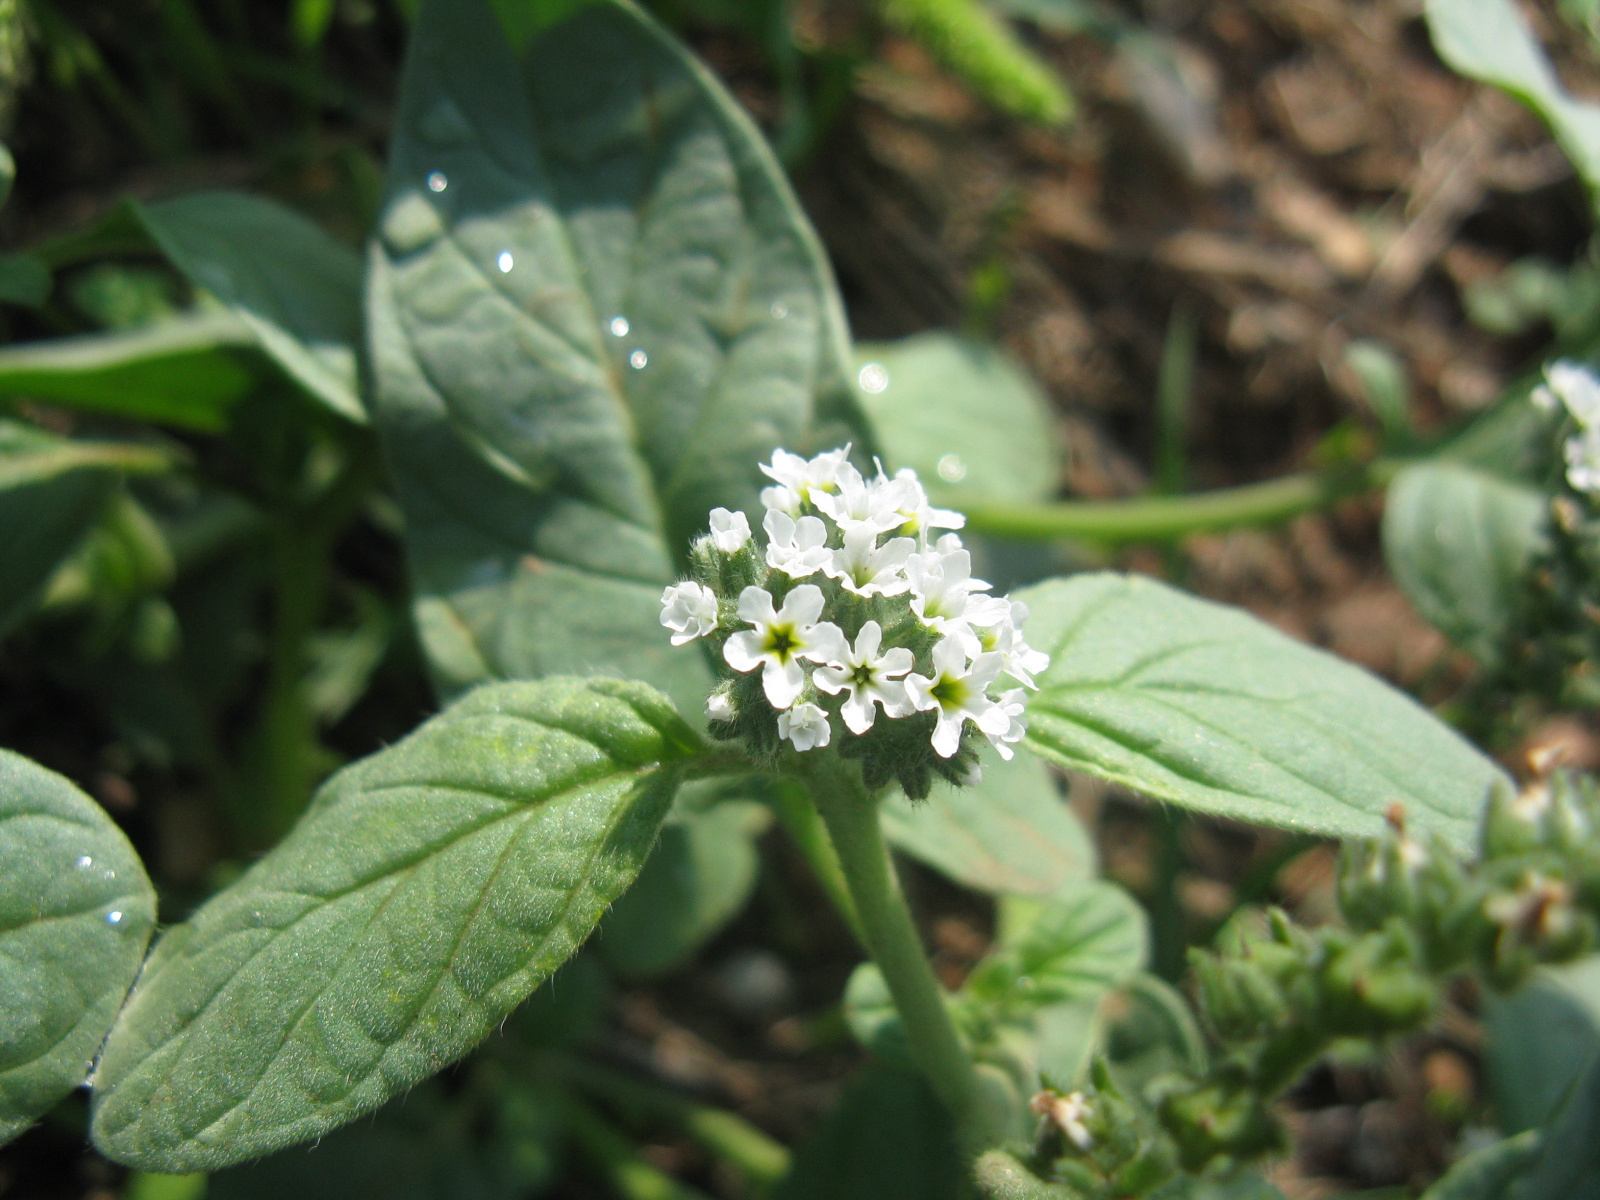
left=800, top=756, right=995, bottom=1147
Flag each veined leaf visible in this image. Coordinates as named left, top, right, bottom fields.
left=1019, top=572, right=1508, bottom=847
left=1383, top=462, right=1547, bottom=666
left=0, top=748, right=156, bottom=1145
left=880, top=747, right=1094, bottom=897
left=0, top=420, right=173, bottom=636
left=135, top=192, right=366, bottom=424
left=90, top=676, right=698, bottom=1172
left=367, top=0, right=866, bottom=712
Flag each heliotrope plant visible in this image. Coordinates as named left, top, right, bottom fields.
left=660, top=448, right=1045, bottom=797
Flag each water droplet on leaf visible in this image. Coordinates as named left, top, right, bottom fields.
left=497, top=251, right=513, bottom=273
left=630, top=350, right=648, bottom=369
left=75, top=855, right=93, bottom=869
left=106, top=911, right=124, bottom=926
left=858, top=363, right=889, bottom=394
left=609, top=316, right=630, bottom=337
left=937, top=454, right=967, bottom=483
left=771, top=301, right=788, bottom=319
left=426, top=171, right=448, bottom=193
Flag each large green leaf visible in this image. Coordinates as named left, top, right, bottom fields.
left=135, top=192, right=366, bottom=424
left=880, top=747, right=1094, bottom=897
left=853, top=333, right=1058, bottom=507
left=0, top=749, right=156, bottom=1144
left=367, top=0, right=866, bottom=711
left=0, top=313, right=259, bottom=432
left=599, top=789, right=769, bottom=977
left=1383, top=462, right=1547, bottom=666
left=1018, top=572, right=1508, bottom=847
left=1426, top=0, right=1600, bottom=207
left=90, top=676, right=698, bottom=1172
left=1419, top=1130, right=1543, bottom=1200
left=0, top=420, right=173, bottom=636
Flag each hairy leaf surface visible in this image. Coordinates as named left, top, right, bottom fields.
left=0, top=749, right=155, bottom=1145
left=1383, top=462, right=1546, bottom=666
left=1019, top=572, right=1507, bottom=846
left=368, top=0, right=866, bottom=710
left=91, top=677, right=696, bottom=1171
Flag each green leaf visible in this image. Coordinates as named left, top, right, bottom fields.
left=1426, top=0, right=1600, bottom=208
left=1149, top=1170, right=1286, bottom=1200
left=1018, top=572, right=1509, bottom=847
left=135, top=192, right=366, bottom=424
left=771, top=1064, right=964, bottom=1200
left=599, top=789, right=770, bottom=977
left=0, top=748, right=156, bottom=1145
left=0, top=420, right=173, bottom=637
left=0, top=312, right=260, bottom=432
left=966, top=880, right=1147, bottom=1018
left=1419, top=1129, right=1543, bottom=1200
left=880, top=747, right=1094, bottom=897
left=368, top=0, right=866, bottom=712
left=90, top=676, right=698, bottom=1172
left=1383, top=462, right=1547, bottom=666
left=854, top=333, right=1058, bottom=507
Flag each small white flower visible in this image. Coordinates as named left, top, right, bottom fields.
left=982, top=688, right=1028, bottom=760
left=778, top=701, right=832, bottom=751
left=906, top=537, right=990, bottom=634
left=707, top=688, right=735, bottom=722
left=968, top=597, right=1051, bottom=688
left=825, top=526, right=915, bottom=596
left=812, top=462, right=906, bottom=534
left=904, top=638, right=1004, bottom=758
left=760, top=484, right=803, bottom=515
left=886, top=466, right=965, bottom=543
left=1029, top=1090, right=1093, bottom=1151
left=723, top=585, right=844, bottom=709
left=760, top=447, right=851, bottom=508
left=659, top=581, right=719, bottom=646
left=708, top=507, right=751, bottom=552
left=764, top=510, right=833, bottom=578
left=813, top=621, right=916, bottom=733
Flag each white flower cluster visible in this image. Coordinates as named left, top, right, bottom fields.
left=659, top=448, right=1049, bottom=793
left=1534, top=360, right=1600, bottom=494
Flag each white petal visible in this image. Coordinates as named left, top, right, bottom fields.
left=802, top=621, right=850, bottom=665
left=904, top=672, right=937, bottom=712
left=931, top=711, right=965, bottom=757
left=724, top=631, right=766, bottom=673
left=813, top=665, right=850, bottom=695
left=876, top=646, right=914, bottom=677
left=763, top=658, right=806, bottom=709
left=780, top=583, right=826, bottom=626
left=840, top=690, right=876, bottom=734
left=736, top=585, right=778, bottom=625
left=854, top=620, right=883, bottom=662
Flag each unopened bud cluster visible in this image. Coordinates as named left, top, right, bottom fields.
left=983, top=775, right=1600, bottom=1198
left=659, top=448, right=1048, bottom=798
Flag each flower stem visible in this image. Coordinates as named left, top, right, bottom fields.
left=960, top=459, right=1400, bottom=544
left=800, top=756, right=998, bottom=1148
